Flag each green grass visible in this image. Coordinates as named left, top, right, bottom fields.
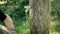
left=50, top=21, right=60, bottom=34
left=13, top=19, right=30, bottom=34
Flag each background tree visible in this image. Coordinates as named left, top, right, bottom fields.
left=29, top=0, right=50, bottom=34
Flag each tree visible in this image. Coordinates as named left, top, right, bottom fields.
left=29, top=0, right=50, bottom=34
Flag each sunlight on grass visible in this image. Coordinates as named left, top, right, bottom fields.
left=50, top=21, right=60, bottom=34
left=50, top=32, right=60, bottom=34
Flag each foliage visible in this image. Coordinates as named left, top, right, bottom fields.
left=0, top=0, right=60, bottom=34
left=0, top=0, right=29, bottom=34
left=51, top=0, right=60, bottom=32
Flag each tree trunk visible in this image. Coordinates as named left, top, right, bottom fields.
left=29, top=0, right=50, bottom=34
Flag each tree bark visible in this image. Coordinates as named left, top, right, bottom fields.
left=29, top=0, right=50, bottom=34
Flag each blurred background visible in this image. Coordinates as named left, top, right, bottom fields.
left=0, top=0, right=60, bottom=34
left=50, top=0, right=60, bottom=34
left=0, top=0, right=29, bottom=34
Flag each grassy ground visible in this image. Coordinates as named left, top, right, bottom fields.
left=15, top=20, right=60, bottom=34
left=50, top=32, right=60, bottom=34
left=50, top=21, right=60, bottom=34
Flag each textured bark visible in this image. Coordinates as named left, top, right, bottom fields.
left=29, top=0, right=50, bottom=34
